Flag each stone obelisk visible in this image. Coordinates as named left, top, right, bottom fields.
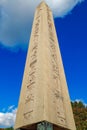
left=14, top=2, right=76, bottom=130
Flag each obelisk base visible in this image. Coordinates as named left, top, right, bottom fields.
left=37, top=122, right=53, bottom=130
left=37, top=122, right=70, bottom=130
left=15, top=121, right=70, bottom=130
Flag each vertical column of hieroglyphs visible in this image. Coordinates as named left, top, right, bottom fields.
left=45, top=5, right=68, bottom=127
left=47, top=5, right=76, bottom=129
left=15, top=4, right=44, bottom=128
left=22, top=5, right=41, bottom=125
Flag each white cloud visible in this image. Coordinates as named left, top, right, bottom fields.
left=0, top=0, right=84, bottom=50
left=46, top=0, right=84, bottom=17
left=0, top=107, right=17, bottom=128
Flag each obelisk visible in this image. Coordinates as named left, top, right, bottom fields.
left=14, top=2, right=76, bottom=130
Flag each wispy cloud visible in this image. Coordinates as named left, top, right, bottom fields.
left=0, top=106, right=17, bottom=128
left=0, top=0, right=85, bottom=50
left=8, top=105, right=15, bottom=111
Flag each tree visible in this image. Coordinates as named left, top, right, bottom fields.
left=71, top=101, right=87, bottom=130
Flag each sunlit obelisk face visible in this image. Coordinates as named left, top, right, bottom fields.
left=14, top=2, right=76, bottom=130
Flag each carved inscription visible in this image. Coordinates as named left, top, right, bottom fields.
left=56, top=99, right=66, bottom=125
left=23, top=10, right=41, bottom=120
left=24, top=110, right=33, bottom=120
left=26, top=11, right=40, bottom=97
left=25, top=94, right=34, bottom=104
left=47, top=8, right=67, bottom=125
left=47, top=9, right=60, bottom=83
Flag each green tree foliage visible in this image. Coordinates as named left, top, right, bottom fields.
left=71, top=101, right=87, bottom=130
left=4, top=127, right=14, bottom=130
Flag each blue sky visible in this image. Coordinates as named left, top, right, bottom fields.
left=0, top=0, right=87, bottom=128
left=55, top=0, right=87, bottom=103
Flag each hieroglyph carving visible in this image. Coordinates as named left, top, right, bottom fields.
left=46, top=7, right=67, bottom=126
left=23, top=8, right=41, bottom=120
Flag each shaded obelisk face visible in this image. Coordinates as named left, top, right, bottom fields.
left=14, top=2, right=76, bottom=130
